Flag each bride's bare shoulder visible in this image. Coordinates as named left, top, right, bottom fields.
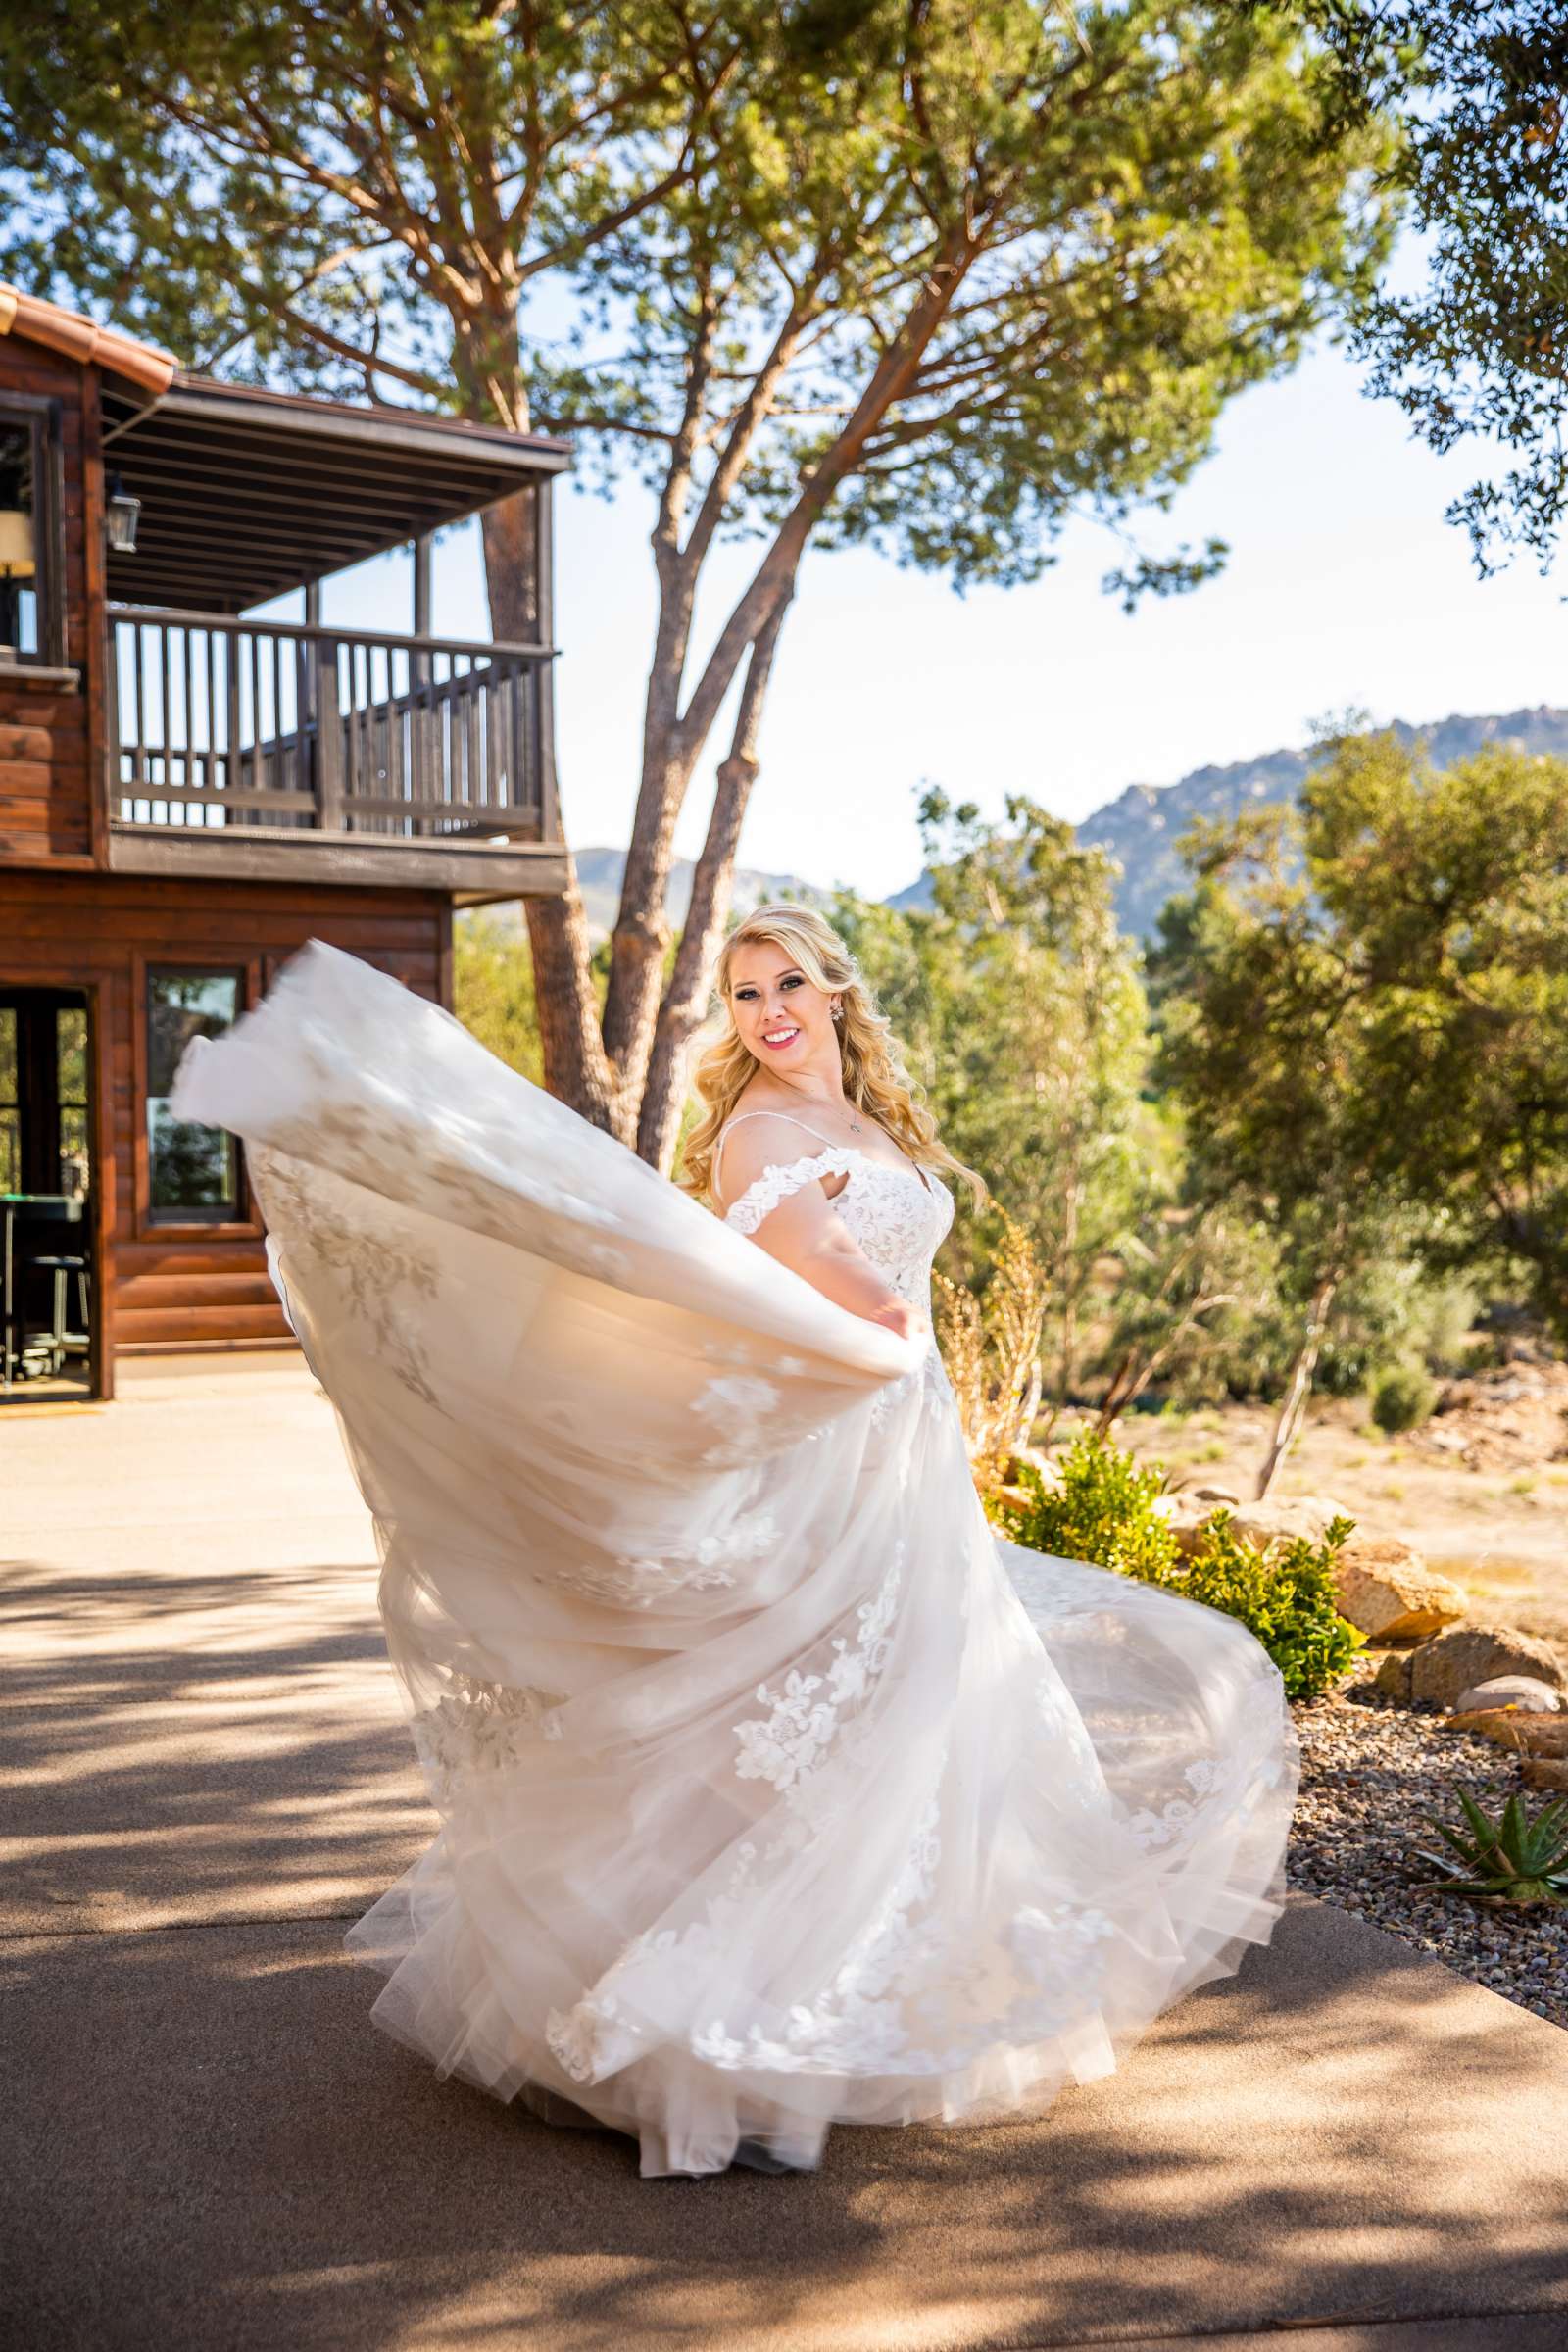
left=713, top=1102, right=846, bottom=1208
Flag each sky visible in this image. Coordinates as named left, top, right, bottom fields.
left=302, top=315, right=1568, bottom=904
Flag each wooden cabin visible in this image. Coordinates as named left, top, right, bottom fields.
left=0, top=286, right=569, bottom=1401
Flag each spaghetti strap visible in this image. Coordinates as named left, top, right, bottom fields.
left=712, top=1107, right=844, bottom=1197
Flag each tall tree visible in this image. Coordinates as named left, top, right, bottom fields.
left=1151, top=804, right=1414, bottom=1495
left=1304, top=730, right=1568, bottom=1334
left=1154, top=731, right=1568, bottom=1487
left=1, top=1, right=1392, bottom=1155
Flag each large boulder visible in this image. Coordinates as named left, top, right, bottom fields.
left=1407, top=1625, right=1566, bottom=1712
left=1332, top=1537, right=1467, bottom=1641
left=1171, top=1493, right=1465, bottom=1639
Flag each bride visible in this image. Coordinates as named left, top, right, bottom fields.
left=171, top=902, right=1298, bottom=2179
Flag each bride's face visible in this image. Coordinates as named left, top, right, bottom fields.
left=727, top=941, right=839, bottom=1074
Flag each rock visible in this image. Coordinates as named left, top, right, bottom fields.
left=1169, top=1493, right=1465, bottom=1641
left=1444, top=1712, right=1568, bottom=1756
left=1407, top=1625, right=1566, bottom=1712
left=1333, top=1537, right=1468, bottom=1640
left=1374, top=1651, right=1413, bottom=1701
left=1170, top=1491, right=1356, bottom=1558
left=1521, top=1758, right=1568, bottom=1794
left=1452, top=1676, right=1564, bottom=1717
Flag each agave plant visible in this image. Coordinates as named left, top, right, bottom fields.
left=1415, top=1788, right=1568, bottom=1906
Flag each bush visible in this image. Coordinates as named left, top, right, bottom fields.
left=1369, top=1362, right=1438, bottom=1435
left=994, top=1433, right=1179, bottom=1584
left=1177, top=1510, right=1364, bottom=1701
left=996, top=1433, right=1362, bottom=1701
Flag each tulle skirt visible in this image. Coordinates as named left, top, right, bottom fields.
left=172, top=941, right=1298, bottom=2176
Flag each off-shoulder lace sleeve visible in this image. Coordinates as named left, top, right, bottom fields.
left=723, top=1148, right=858, bottom=1238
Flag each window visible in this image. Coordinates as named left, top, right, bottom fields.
left=146, top=970, right=242, bottom=1222
left=0, top=394, right=64, bottom=670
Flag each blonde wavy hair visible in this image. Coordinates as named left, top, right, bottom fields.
left=679, top=902, right=984, bottom=1207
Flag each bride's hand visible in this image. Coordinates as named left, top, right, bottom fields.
left=871, top=1298, right=923, bottom=1343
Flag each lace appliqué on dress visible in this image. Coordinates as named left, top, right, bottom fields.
left=412, top=1674, right=564, bottom=1805
left=253, top=1147, right=441, bottom=1404
left=722, top=1149, right=858, bottom=1237
left=551, top=1505, right=782, bottom=1609
left=733, top=1548, right=904, bottom=1793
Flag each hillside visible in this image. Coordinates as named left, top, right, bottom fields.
left=1076, top=705, right=1568, bottom=940
left=465, top=706, right=1568, bottom=948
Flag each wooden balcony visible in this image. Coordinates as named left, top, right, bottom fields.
left=104, top=603, right=567, bottom=901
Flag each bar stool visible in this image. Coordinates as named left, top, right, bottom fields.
left=29, top=1251, right=90, bottom=1375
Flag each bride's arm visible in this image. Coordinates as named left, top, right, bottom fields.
left=716, top=1124, right=922, bottom=1342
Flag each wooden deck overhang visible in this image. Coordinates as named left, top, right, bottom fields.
left=105, top=818, right=568, bottom=904
left=101, top=372, right=570, bottom=613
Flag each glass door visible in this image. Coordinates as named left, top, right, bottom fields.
left=0, top=989, right=96, bottom=1399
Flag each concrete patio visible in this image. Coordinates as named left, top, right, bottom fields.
left=4, top=1354, right=1567, bottom=2352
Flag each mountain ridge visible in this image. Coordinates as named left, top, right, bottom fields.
left=466, top=705, right=1568, bottom=945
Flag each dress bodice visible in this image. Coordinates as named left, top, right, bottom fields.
left=722, top=1139, right=954, bottom=1307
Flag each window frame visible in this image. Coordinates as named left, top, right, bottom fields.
left=0, top=1001, right=19, bottom=1197
left=0, top=390, right=68, bottom=673
left=132, top=953, right=263, bottom=1240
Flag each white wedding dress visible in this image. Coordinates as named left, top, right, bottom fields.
left=172, top=941, right=1298, bottom=2177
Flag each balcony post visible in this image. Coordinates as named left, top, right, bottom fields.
left=313, top=633, right=344, bottom=830
left=533, top=479, right=559, bottom=840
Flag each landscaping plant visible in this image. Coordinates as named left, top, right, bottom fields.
left=1369, top=1362, right=1438, bottom=1436
left=1415, top=1788, right=1568, bottom=1907
left=997, top=1433, right=1362, bottom=1700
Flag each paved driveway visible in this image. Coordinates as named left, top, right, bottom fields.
left=4, top=1355, right=1567, bottom=2351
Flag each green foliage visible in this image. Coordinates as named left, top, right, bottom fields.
left=1415, top=1788, right=1568, bottom=1907
left=1294, top=3, right=1568, bottom=572
left=1303, top=732, right=1568, bottom=1344
left=841, top=793, right=1155, bottom=1397
left=1149, top=727, right=1568, bottom=1455
left=0, top=4, right=1396, bottom=587
left=1369, top=1362, right=1438, bottom=1436
left=453, top=915, right=542, bottom=1085
left=997, top=1434, right=1362, bottom=1700
left=995, top=1433, right=1180, bottom=1584
left=1177, top=1509, right=1363, bottom=1702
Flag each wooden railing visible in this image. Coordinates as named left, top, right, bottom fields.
left=106, top=604, right=557, bottom=841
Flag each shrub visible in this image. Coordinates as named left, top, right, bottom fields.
left=993, top=1432, right=1180, bottom=1584
left=997, top=1433, right=1362, bottom=1701
left=1177, top=1509, right=1364, bottom=1701
left=1370, top=1362, right=1438, bottom=1435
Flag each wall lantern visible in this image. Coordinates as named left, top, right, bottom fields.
left=106, top=473, right=141, bottom=554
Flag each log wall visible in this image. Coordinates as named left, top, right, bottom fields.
left=0, top=339, right=96, bottom=863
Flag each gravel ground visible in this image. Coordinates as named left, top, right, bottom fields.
left=1287, top=1668, right=1568, bottom=2030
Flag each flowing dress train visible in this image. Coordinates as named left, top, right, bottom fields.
left=171, top=940, right=1298, bottom=2177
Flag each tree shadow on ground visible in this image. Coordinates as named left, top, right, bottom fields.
left=1, top=1560, right=429, bottom=1935
left=5, top=1905, right=1567, bottom=2352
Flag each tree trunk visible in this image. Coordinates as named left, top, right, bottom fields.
left=1254, top=1274, right=1339, bottom=1501
left=637, top=589, right=794, bottom=1172
left=480, top=491, right=622, bottom=1132
left=601, top=221, right=984, bottom=1112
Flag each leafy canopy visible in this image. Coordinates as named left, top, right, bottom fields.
left=1284, top=1, right=1568, bottom=570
